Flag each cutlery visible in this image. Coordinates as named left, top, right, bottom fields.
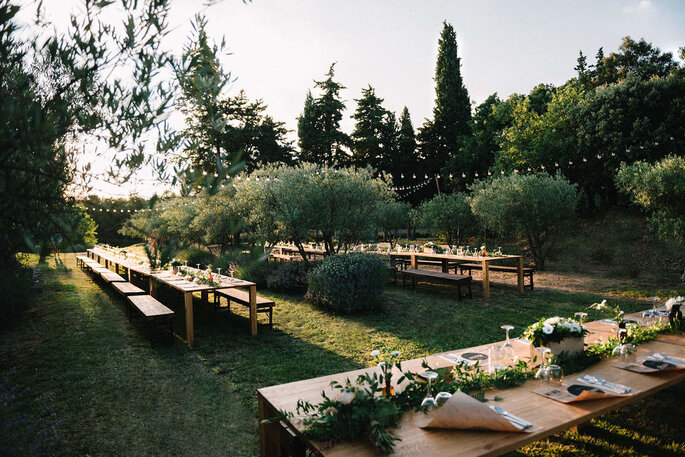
left=579, top=375, right=630, bottom=394
left=650, top=353, right=685, bottom=367
left=492, top=406, right=532, bottom=429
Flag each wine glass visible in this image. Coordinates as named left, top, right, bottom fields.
left=534, top=347, right=552, bottom=381
left=217, top=267, right=222, bottom=278
left=196, top=263, right=201, bottom=271
left=420, top=371, right=438, bottom=412
left=501, top=325, right=516, bottom=367
left=574, top=312, right=588, bottom=325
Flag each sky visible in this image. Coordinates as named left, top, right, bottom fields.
left=17, top=0, right=685, bottom=197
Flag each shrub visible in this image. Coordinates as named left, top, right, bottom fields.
left=177, top=247, right=216, bottom=269
left=233, top=260, right=279, bottom=288
left=470, top=173, right=578, bottom=270
left=266, top=260, right=321, bottom=293
left=306, top=253, right=389, bottom=314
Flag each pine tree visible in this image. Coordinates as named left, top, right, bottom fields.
left=351, top=85, right=389, bottom=169
left=297, top=64, right=350, bottom=166
left=418, top=21, right=472, bottom=178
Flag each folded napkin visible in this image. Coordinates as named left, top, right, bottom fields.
left=414, top=391, right=532, bottom=432
left=533, top=376, right=632, bottom=403
left=614, top=352, right=685, bottom=373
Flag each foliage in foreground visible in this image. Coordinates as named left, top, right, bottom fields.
left=306, top=253, right=389, bottom=314
left=616, top=155, right=685, bottom=244
left=470, top=173, right=578, bottom=269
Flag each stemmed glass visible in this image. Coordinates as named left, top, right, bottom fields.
left=217, top=267, right=222, bottom=278
left=501, top=325, right=516, bottom=367
left=489, top=345, right=505, bottom=373
left=196, top=263, right=201, bottom=271
left=546, top=363, right=564, bottom=385
left=574, top=312, right=588, bottom=325
left=420, top=370, right=439, bottom=412
left=612, top=328, right=636, bottom=362
left=534, top=347, right=552, bottom=381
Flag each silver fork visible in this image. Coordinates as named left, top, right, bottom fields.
left=492, top=406, right=532, bottom=429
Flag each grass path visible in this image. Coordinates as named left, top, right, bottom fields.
left=1, top=253, right=685, bottom=456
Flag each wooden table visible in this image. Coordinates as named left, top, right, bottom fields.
left=271, top=245, right=523, bottom=299
left=374, top=251, right=522, bottom=299
left=87, top=248, right=259, bottom=344
left=258, top=312, right=685, bottom=457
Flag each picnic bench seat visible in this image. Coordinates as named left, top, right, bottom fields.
left=214, top=288, right=275, bottom=328
left=100, top=271, right=126, bottom=283
left=111, top=281, right=146, bottom=296
left=402, top=268, right=472, bottom=300
left=127, top=294, right=175, bottom=344
left=270, top=253, right=299, bottom=262
left=76, top=255, right=93, bottom=268
left=458, top=263, right=535, bottom=290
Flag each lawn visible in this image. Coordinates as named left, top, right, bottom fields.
left=1, top=251, right=685, bottom=457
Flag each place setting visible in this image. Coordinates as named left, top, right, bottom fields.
left=614, top=352, right=685, bottom=374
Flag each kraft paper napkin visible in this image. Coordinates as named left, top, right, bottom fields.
left=414, top=391, right=531, bottom=432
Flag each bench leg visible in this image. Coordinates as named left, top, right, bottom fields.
left=529, top=273, right=534, bottom=290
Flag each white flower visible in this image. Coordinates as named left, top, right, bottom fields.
left=542, top=323, right=554, bottom=335
left=665, top=296, right=685, bottom=311
left=571, top=322, right=582, bottom=333
left=378, top=361, right=386, bottom=369
left=544, top=317, right=561, bottom=326
left=337, top=390, right=355, bottom=405
left=370, top=350, right=380, bottom=357
left=391, top=351, right=401, bottom=357
left=590, top=299, right=607, bottom=310
left=559, top=321, right=573, bottom=330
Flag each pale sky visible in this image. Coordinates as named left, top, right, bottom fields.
left=18, top=0, right=685, bottom=197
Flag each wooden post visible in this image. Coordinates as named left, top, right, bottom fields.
left=410, top=254, right=417, bottom=269
left=201, top=290, right=208, bottom=307
left=126, top=267, right=131, bottom=282
left=517, top=256, right=525, bottom=294
left=441, top=258, right=449, bottom=273
left=184, top=291, right=194, bottom=346
left=434, top=175, right=441, bottom=196
left=482, top=259, right=490, bottom=299
left=149, top=276, right=157, bottom=297
left=250, top=285, right=258, bottom=336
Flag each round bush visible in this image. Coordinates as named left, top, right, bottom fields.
left=306, top=253, right=389, bottom=314
left=267, top=260, right=321, bottom=293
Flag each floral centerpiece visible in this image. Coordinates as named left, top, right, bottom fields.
left=192, top=267, right=220, bottom=287
left=170, top=259, right=181, bottom=274
left=522, top=317, right=587, bottom=356
left=370, top=347, right=402, bottom=397
left=423, top=242, right=443, bottom=254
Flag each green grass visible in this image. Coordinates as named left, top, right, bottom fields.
left=2, top=247, right=685, bottom=456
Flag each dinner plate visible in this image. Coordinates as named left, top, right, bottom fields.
left=643, top=360, right=675, bottom=370
left=567, top=384, right=604, bottom=395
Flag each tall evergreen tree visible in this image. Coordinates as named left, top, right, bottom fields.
left=394, top=107, right=418, bottom=180
left=297, top=64, right=349, bottom=166
left=418, top=21, right=472, bottom=180
left=351, top=85, right=389, bottom=169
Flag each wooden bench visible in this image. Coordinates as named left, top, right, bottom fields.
left=111, top=281, right=146, bottom=296
left=402, top=268, right=472, bottom=300
left=214, top=288, right=275, bottom=328
left=100, top=271, right=126, bottom=283
left=458, top=263, right=535, bottom=290
left=76, top=255, right=92, bottom=268
left=270, top=253, right=299, bottom=262
left=127, top=294, right=175, bottom=344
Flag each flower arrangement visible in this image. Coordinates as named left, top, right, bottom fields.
left=522, top=316, right=587, bottom=346
left=589, top=299, right=625, bottom=324
left=665, top=296, right=685, bottom=311
left=183, top=268, right=221, bottom=287
left=370, top=347, right=402, bottom=397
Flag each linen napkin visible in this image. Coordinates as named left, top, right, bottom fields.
left=532, top=377, right=632, bottom=403
left=414, top=391, right=532, bottom=432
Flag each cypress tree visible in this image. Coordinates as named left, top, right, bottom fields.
left=418, top=21, right=472, bottom=176
left=351, top=85, right=388, bottom=169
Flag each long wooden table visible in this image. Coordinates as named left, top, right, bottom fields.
left=258, top=312, right=685, bottom=457
left=271, top=245, right=523, bottom=299
left=87, top=248, right=259, bottom=344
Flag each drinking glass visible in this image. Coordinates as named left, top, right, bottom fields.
left=489, top=345, right=506, bottom=373
left=501, top=325, right=516, bottom=367
left=546, top=364, right=564, bottom=385
left=420, top=371, right=438, bottom=412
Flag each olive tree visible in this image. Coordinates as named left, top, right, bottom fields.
left=470, top=173, right=578, bottom=269
left=616, top=155, right=685, bottom=243
left=376, top=201, right=411, bottom=249
left=234, top=163, right=394, bottom=261
left=413, top=193, right=474, bottom=248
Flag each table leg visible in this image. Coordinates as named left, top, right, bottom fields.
left=410, top=254, right=417, bottom=269
left=441, top=258, right=449, bottom=273
left=482, top=259, right=490, bottom=299
left=185, top=291, right=194, bottom=347
left=259, top=392, right=282, bottom=457
left=126, top=267, right=131, bottom=282
left=201, top=290, right=208, bottom=307
left=149, top=276, right=157, bottom=297
left=250, top=284, right=258, bottom=336
left=517, top=257, right=524, bottom=294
